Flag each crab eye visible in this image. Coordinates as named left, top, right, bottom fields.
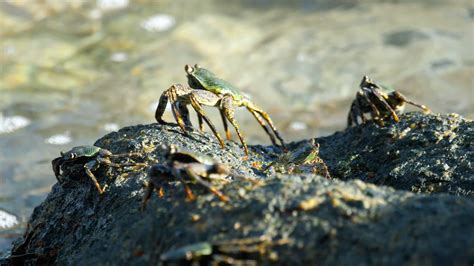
left=194, top=64, right=200, bottom=69
left=361, top=75, right=370, bottom=84
left=184, top=64, right=194, bottom=74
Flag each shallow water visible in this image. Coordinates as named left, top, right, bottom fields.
left=0, top=0, right=472, bottom=255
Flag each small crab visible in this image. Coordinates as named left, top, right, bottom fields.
left=52, top=145, right=144, bottom=194
left=155, top=64, right=286, bottom=156
left=347, top=75, right=430, bottom=127
left=265, top=139, right=331, bottom=178
left=142, top=145, right=258, bottom=209
left=160, top=235, right=289, bottom=265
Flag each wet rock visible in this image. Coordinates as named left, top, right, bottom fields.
left=318, top=112, right=473, bottom=195
left=5, top=113, right=474, bottom=265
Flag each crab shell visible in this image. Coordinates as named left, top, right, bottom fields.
left=185, top=64, right=243, bottom=101
left=51, top=146, right=110, bottom=178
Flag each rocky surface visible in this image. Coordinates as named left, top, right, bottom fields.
left=4, top=113, right=474, bottom=265
left=2, top=2, right=473, bottom=251
left=318, top=112, right=473, bottom=195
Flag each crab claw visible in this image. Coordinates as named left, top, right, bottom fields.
left=51, top=157, right=64, bottom=182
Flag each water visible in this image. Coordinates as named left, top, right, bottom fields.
left=0, top=0, right=472, bottom=255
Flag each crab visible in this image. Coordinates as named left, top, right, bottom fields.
left=265, top=139, right=331, bottom=178
left=160, top=235, right=289, bottom=265
left=155, top=64, right=286, bottom=156
left=142, top=145, right=259, bottom=209
left=52, top=145, right=145, bottom=194
left=347, top=75, right=430, bottom=127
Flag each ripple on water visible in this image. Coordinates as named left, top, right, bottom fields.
left=0, top=114, right=30, bottom=134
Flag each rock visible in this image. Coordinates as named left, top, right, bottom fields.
left=318, top=112, right=473, bottom=195
left=4, top=113, right=474, bottom=265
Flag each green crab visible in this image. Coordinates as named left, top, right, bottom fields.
left=348, top=75, right=431, bottom=127
left=155, top=64, right=286, bottom=156
left=265, top=139, right=331, bottom=178
left=160, top=235, right=289, bottom=265
left=142, top=145, right=258, bottom=209
left=52, top=146, right=144, bottom=194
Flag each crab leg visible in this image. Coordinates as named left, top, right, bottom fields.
left=366, top=88, right=399, bottom=123
left=220, top=109, right=232, bottom=140
left=176, top=102, right=193, bottom=128
left=142, top=179, right=165, bottom=210
left=197, top=113, right=205, bottom=132
left=141, top=181, right=155, bottom=210
left=185, top=167, right=229, bottom=202
left=393, top=91, right=431, bottom=112
left=169, top=86, right=190, bottom=132
left=247, top=108, right=277, bottom=146
left=182, top=181, right=196, bottom=201
left=189, top=93, right=225, bottom=149
left=155, top=90, right=170, bottom=124
left=109, top=152, right=143, bottom=158
left=98, top=157, right=147, bottom=169
left=170, top=168, right=196, bottom=201
left=51, top=157, right=64, bottom=182
left=355, top=92, right=370, bottom=124
left=84, top=160, right=105, bottom=194
left=221, top=95, right=249, bottom=156
left=360, top=76, right=399, bottom=123
left=229, top=172, right=263, bottom=186
left=155, top=85, right=191, bottom=133
left=142, top=165, right=170, bottom=209
left=243, top=99, right=286, bottom=149
left=347, top=101, right=362, bottom=127
left=354, top=90, right=380, bottom=125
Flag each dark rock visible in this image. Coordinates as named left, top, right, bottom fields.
left=318, top=112, right=473, bottom=195
left=5, top=113, right=474, bottom=265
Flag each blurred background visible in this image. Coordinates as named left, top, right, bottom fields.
left=0, top=0, right=473, bottom=254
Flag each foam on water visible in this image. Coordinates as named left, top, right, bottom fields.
left=0, top=209, right=19, bottom=229
left=289, top=121, right=308, bottom=131
left=45, top=132, right=72, bottom=145
left=140, top=14, right=176, bottom=32
left=97, top=0, right=129, bottom=10
left=0, top=113, right=30, bottom=134
left=103, top=123, right=119, bottom=132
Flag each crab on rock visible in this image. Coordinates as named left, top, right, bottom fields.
left=155, top=64, right=286, bottom=156
left=142, top=145, right=259, bottom=209
left=52, top=146, right=144, bottom=194
left=347, top=76, right=430, bottom=127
